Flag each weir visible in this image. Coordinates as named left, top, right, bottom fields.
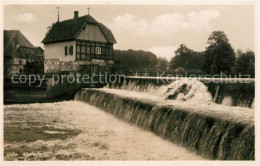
left=75, top=86, right=255, bottom=160
left=4, top=76, right=255, bottom=108
left=108, top=77, right=255, bottom=108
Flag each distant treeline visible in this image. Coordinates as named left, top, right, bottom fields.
left=114, top=31, right=255, bottom=77
left=114, top=49, right=168, bottom=72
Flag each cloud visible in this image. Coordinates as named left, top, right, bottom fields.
left=148, top=46, right=178, bottom=61
left=15, top=13, right=38, bottom=23
left=111, top=10, right=219, bottom=37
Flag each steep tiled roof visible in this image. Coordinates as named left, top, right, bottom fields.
left=42, top=15, right=116, bottom=44
left=4, top=30, right=34, bottom=56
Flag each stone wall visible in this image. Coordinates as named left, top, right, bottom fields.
left=44, top=59, right=60, bottom=73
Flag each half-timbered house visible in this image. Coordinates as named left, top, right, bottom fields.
left=42, top=11, right=117, bottom=74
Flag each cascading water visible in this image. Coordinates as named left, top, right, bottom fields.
left=110, top=79, right=214, bottom=104
left=108, top=78, right=255, bottom=108
left=75, top=78, right=255, bottom=160
left=161, top=79, right=213, bottom=103
left=221, top=96, right=233, bottom=106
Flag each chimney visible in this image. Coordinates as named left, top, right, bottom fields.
left=74, top=11, right=79, bottom=19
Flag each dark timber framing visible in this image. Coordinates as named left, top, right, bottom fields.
left=76, top=39, right=114, bottom=61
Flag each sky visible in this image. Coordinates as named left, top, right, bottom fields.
left=4, top=5, right=255, bottom=60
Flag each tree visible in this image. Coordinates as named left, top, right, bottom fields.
left=170, top=44, right=204, bottom=70
left=235, top=49, right=255, bottom=77
left=170, top=44, right=190, bottom=69
left=157, top=57, right=168, bottom=71
left=203, top=31, right=236, bottom=75
left=113, top=49, right=158, bottom=72
left=45, top=23, right=56, bottom=36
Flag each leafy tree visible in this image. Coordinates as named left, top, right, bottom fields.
left=170, top=44, right=204, bottom=70
left=203, top=31, right=236, bottom=75
left=45, top=23, right=56, bottom=36
left=235, top=49, right=255, bottom=77
left=114, top=49, right=158, bottom=72
left=157, top=57, right=168, bottom=71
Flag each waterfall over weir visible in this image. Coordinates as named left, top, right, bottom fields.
left=108, top=78, right=255, bottom=108
left=75, top=86, right=254, bottom=160
left=117, top=79, right=213, bottom=103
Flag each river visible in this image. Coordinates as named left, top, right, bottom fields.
left=4, top=79, right=254, bottom=160
left=4, top=101, right=203, bottom=160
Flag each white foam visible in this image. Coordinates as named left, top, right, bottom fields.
left=119, top=78, right=212, bottom=104
left=5, top=101, right=203, bottom=160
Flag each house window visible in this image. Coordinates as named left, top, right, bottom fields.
left=96, top=47, right=101, bottom=55
left=77, top=44, right=80, bottom=52
left=91, top=46, right=95, bottom=54
left=65, top=46, right=68, bottom=56
left=19, top=60, right=22, bottom=65
left=86, top=47, right=90, bottom=54
left=69, top=46, right=73, bottom=55
left=75, top=40, right=114, bottom=60
left=76, top=40, right=91, bottom=60
left=76, top=54, right=81, bottom=60
left=101, top=47, right=106, bottom=55
left=81, top=54, right=86, bottom=59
